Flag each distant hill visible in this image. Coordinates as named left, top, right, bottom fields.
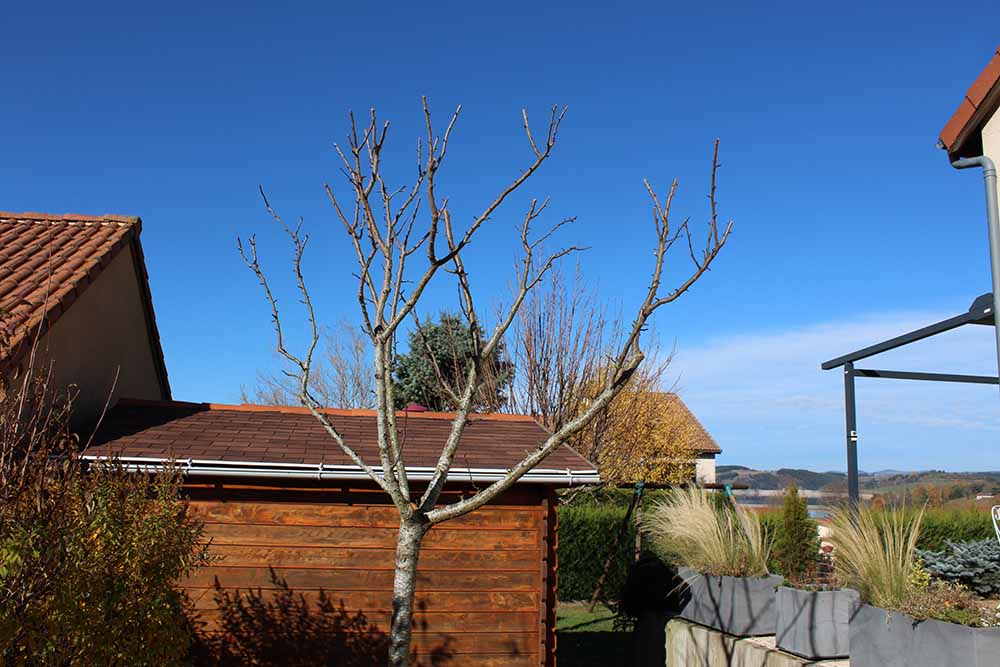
left=719, top=465, right=1000, bottom=496
left=717, top=466, right=844, bottom=491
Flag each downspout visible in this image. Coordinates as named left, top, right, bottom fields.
left=951, top=155, right=1000, bottom=391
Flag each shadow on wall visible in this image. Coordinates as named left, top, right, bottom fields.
left=190, top=568, right=455, bottom=667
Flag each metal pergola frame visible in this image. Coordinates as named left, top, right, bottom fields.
left=821, top=293, right=999, bottom=504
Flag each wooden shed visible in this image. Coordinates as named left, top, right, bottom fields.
left=88, top=399, right=599, bottom=667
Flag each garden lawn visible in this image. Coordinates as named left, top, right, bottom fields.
left=556, top=602, right=629, bottom=667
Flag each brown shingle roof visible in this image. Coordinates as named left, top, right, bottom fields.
left=87, top=399, right=597, bottom=475
left=0, top=212, right=170, bottom=397
left=658, top=392, right=720, bottom=455
left=940, top=45, right=1000, bottom=157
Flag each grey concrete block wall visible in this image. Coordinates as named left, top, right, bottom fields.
left=774, top=587, right=859, bottom=659
left=850, top=603, right=1000, bottom=667
left=677, top=567, right=784, bottom=636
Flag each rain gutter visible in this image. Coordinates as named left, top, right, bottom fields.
left=951, top=155, right=1000, bottom=387
left=80, top=454, right=602, bottom=486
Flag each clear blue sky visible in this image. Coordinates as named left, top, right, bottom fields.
left=3, top=1, right=999, bottom=471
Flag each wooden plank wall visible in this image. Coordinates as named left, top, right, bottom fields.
left=183, top=480, right=553, bottom=667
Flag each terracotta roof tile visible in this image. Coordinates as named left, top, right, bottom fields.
left=88, top=399, right=597, bottom=474
left=940, top=45, right=1000, bottom=156
left=0, top=212, right=170, bottom=397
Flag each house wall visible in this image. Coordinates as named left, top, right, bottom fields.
left=982, top=111, right=1000, bottom=241
left=695, top=453, right=717, bottom=484
left=183, top=479, right=558, bottom=667
left=37, top=243, right=165, bottom=427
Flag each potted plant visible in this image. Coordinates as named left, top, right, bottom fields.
left=830, top=506, right=1000, bottom=667
left=643, top=486, right=781, bottom=637
left=772, top=484, right=859, bottom=660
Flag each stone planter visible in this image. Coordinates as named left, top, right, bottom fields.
left=774, top=586, right=859, bottom=659
left=850, top=603, right=1000, bottom=667
left=676, top=567, right=783, bottom=636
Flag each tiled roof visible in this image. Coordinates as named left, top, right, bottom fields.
left=940, top=45, right=1000, bottom=157
left=0, top=212, right=170, bottom=397
left=87, top=399, right=597, bottom=474
left=658, top=392, right=721, bottom=454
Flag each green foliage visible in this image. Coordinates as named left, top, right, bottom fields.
left=392, top=312, right=514, bottom=411
left=897, top=581, right=995, bottom=628
left=772, top=483, right=819, bottom=584
left=557, top=505, right=636, bottom=601
left=908, top=558, right=932, bottom=590
left=0, top=464, right=211, bottom=665
left=708, top=490, right=730, bottom=513
left=814, top=505, right=991, bottom=551
left=918, top=539, right=1000, bottom=597
left=914, top=508, right=994, bottom=551
left=758, top=510, right=781, bottom=549
left=0, top=365, right=210, bottom=665
left=559, top=486, right=671, bottom=508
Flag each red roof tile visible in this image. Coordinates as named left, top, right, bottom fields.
left=940, top=45, right=1000, bottom=157
left=87, top=399, right=597, bottom=474
left=0, top=212, right=170, bottom=397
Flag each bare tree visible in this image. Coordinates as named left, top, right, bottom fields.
left=239, top=101, right=732, bottom=666
left=241, top=321, right=375, bottom=408
left=507, top=260, right=606, bottom=427
left=508, top=263, right=682, bottom=470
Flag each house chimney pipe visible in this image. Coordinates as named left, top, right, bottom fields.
left=952, top=155, right=1000, bottom=392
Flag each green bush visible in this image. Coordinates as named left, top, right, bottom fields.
left=0, top=463, right=211, bottom=665
left=772, top=484, right=819, bottom=583
left=0, top=367, right=211, bottom=665
left=557, top=504, right=636, bottom=601
left=917, top=540, right=1000, bottom=597
left=916, top=508, right=994, bottom=551
left=769, top=505, right=989, bottom=553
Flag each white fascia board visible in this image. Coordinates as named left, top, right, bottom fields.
left=80, top=454, right=601, bottom=485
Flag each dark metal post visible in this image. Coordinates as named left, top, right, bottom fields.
left=844, top=362, right=859, bottom=506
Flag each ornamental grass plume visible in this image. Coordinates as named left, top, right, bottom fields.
left=827, top=505, right=923, bottom=610
left=642, top=486, right=771, bottom=577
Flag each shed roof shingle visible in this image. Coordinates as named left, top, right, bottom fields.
left=88, top=399, right=597, bottom=473
left=0, top=212, right=170, bottom=396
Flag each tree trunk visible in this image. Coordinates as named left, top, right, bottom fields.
left=388, top=518, right=427, bottom=667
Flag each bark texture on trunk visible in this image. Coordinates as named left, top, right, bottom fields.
left=388, top=519, right=427, bottom=667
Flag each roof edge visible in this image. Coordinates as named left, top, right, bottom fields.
left=658, top=391, right=722, bottom=455
left=940, top=45, right=1000, bottom=157
left=126, top=224, right=171, bottom=399
left=81, top=454, right=601, bottom=486
left=0, top=211, right=140, bottom=225
left=114, top=397, right=542, bottom=423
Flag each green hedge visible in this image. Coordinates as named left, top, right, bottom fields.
left=557, top=505, right=637, bottom=602
left=757, top=505, right=991, bottom=552
left=916, top=508, right=995, bottom=551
